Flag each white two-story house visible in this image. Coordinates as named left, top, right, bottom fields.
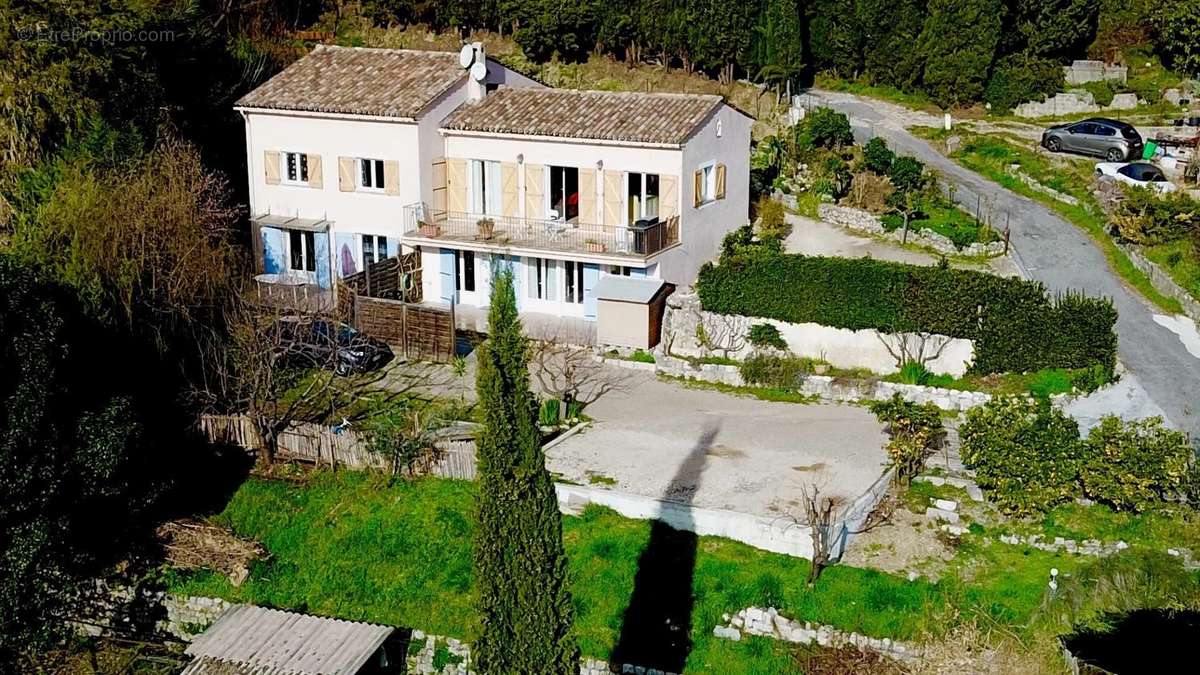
left=235, top=43, right=751, bottom=326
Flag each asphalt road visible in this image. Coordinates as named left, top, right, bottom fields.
left=810, top=90, right=1200, bottom=438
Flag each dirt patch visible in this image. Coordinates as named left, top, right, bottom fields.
left=840, top=493, right=954, bottom=581
left=793, top=462, right=829, bottom=472
left=706, top=444, right=746, bottom=459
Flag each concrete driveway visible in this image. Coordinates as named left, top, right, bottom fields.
left=545, top=371, right=889, bottom=518
left=809, top=88, right=1200, bottom=437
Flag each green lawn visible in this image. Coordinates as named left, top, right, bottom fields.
left=164, top=473, right=1074, bottom=672
left=881, top=200, right=999, bottom=250
left=883, top=366, right=1109, bottom=398
left=1145, top=238, right=1200, bottom=302
left=912, top=128, right=1185, bottom=314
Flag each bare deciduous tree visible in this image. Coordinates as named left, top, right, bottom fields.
left=876, top=329, right=953, bottom=372
left=529, top=322, right=629, bottom=417
left=696, top=312, right=747, bottom=360
left=798, top=482, right=847, bottom=586
left=195, top=295, right=342, bottom=466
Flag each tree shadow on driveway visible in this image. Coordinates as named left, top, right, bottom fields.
left=609, top=421, right=719, bottom=672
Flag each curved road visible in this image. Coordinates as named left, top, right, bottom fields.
left=811, top=90, right=1200, bottom=437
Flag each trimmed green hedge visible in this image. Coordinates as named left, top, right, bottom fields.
left=697, top=254, right=1117, bottom=375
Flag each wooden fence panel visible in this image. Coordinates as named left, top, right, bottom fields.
left=354, top=296, right=455, bottom=363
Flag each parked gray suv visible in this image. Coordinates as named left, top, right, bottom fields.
left=1041, top=117, right=1144, bottom=162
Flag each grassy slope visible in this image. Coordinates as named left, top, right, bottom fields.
left=913, top=127, right=1184, bottom=314
left=165, top=473, right=1075, bottom=672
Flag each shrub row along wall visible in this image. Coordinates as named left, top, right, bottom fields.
left=697, top=254, right=1117, bottom=374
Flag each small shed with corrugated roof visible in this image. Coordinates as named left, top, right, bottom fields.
left=181, top=604, right=403, bottom=675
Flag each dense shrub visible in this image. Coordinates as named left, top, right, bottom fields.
left=863, top=137, right=895, bottom=175
left=747, top=323, right=788, bottom=351
left=868, top=394, right=944, bottom=484
left=846, top=171, right=895, bottom=213
left=739, top=353, right=810, bottom=389
left=959, top=397, right=1085, bottom=515
left=1112, top=187, right=1200, bottom=245
left=801, top=107, right=854, bottom=149
left=962, top=400, right=1199, bottom=515
left=918, top=0, right=1004, bottom=107
left=811, top=154, right=853, bottom=199
left=720, top=224, right=782, bottom=261
left=755, top=196, right=791, bottom=242
left=983, top=54, right=1066, bottom=112
left=1080, top=416, right=1198, bottom=512
left=888, top=156, right=926, bottom=194
left=697, top=254, right=1118, bottom=374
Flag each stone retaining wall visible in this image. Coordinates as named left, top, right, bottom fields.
left=1013, top=89, right=1140, bottom=118
left=1119, top=243, right=1200, bottom=321
left=1063, top=60, right=1127, bottom=85
left=663, top=291, right=975, bottom=376
left=714, top=607, right=919, bottom=662
left=817, top=204, right=1006, bottom=258
left=658, top=353, right=992, bottom=411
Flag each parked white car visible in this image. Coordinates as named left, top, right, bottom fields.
left=1094, top=161, right=1178, bottom=193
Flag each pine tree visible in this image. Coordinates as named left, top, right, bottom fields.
left=472, top=267, right=578, bottom=674
left=919, top=0, right=1004, bottom=108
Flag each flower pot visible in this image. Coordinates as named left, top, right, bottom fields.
left=477, top=220, right=495, bottom=239
left=585, top=240, right=607, bottom=253
left=419, top=223, right=441, bottom=237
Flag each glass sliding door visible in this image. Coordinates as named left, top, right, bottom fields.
left=548, top=166, right=579, bottom=222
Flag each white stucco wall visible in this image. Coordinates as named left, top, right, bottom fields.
left=769, top=321, right=975, bottom=377
left=672, top=105, right=753, bottom=284
left=243, top=111, right=420, bottom=242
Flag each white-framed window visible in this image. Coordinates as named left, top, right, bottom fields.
left=547, top=165, right=579, bottom=221
left=455, top=250, right=476, bottom=292
left=288, top=230, right=316, bottom=273
left=469, top=160, right=501, bottom=215
left=564, top=260, right=585, bottom=304
left=627, top=172, right=660, bottom=224
left=607, top=265, right=632, bottom=276
left=282, top=151, right=309, bottom=185
left=698, top=161, right=716, bottom=204
left=361, top=234, right=388, bottom=266
left=359, top=158, right=385, bottom=191
left=527, top=257, right=557, bottom=301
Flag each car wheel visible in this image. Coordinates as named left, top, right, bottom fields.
left=1106, top=147, right=1124, bottom=162
left=1045, top=137, right=1061, bottom=152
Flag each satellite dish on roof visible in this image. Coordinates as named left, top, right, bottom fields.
left=470, top=61, right=487, bottom=82
left=458, top=45, right=475, bottom=69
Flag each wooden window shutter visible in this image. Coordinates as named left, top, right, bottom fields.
left=500, top=162, right=519, bottom=217
left=524, top=164, right=544, bottom=219
left=602, top=171, right=623, bottom=227
left=307, top=154, right=323, bottom=188
left=715, top=163, right=727, bottom=200
left=431, top=157, right=447, bottom=212
left=578, top=169, right=598, bottom=224
left=446, top=159, right=468, bottom=213
left=659, top=175, right=678, bottom=219
left=693, top=169, right=703, bottom=207
left=384, top=160, right=400, bottom=195
left=264, top=151, right=280, bottom=185
left=338, top=157, right=355, bottom=192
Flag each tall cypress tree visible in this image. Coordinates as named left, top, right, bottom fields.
left=473, top=267, right=577, bottom=674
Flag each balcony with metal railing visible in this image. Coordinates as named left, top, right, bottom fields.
left=401, top=204, right=679, bottom=261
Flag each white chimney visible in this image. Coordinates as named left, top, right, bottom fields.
left=466, top=42, right=487, bottom=103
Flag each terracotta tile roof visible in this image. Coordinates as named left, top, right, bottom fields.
left=441, top=88, right=730, bottom=145
left=236, top=45, right=466, bottom=119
